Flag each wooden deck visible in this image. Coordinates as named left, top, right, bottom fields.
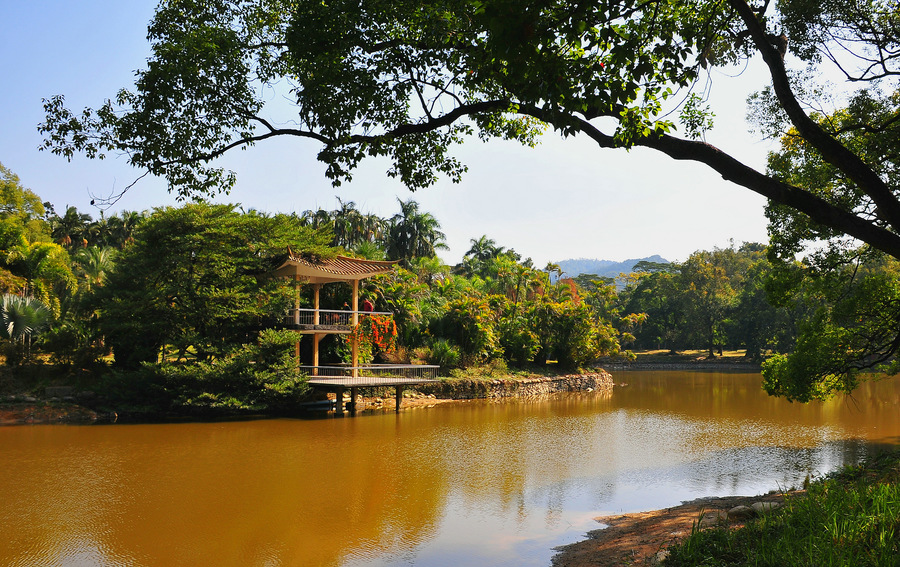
left=306, top=370, right=439, bottom=415
left=308, top=376, right=438, bottom=388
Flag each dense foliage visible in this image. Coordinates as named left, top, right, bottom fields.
left=36, top=0, right=900, bottom=403
left=0, top=172, right=644, bottom=412
left=5, top=156, right=900, bottom=409
left=618, top=243, right=798, bottom=358
left=93, top=203, right=335, bottom=370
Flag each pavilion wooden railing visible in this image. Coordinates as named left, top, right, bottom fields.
left=283, top=308, right=392, bottom=327
left=299, top=364, right=440, bottom=384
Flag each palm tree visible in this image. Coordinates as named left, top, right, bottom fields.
left=1, top=294, right=52, bottom=362
left=113, top=211, right=144, bottom=248
left=5, top=242, right=77, bottom=315
left=465, top=235, right=504, bottom=263
left=87, top=216, right=115, bottom=248
left=329, top=198, right=386, bottom=249
left=462, top=235, right=507, bottom=279
left=385, top=199, right=446, bottom=264
left=50, top=206, right=92, bottom=249
left=102, top=212, right=144, bottom=249
left=358, top=212, right=386, bottom=247
left=331, top=198, right=362, bottom=249
left=299, top=208, right=332, bottom=230
left=352, top=241, right=386, bottom=260
left=409, top=256, right=448, bottom=286
left=73, top=246, right=117, bottom=290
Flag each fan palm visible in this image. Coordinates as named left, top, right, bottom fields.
left=1, top=294, right=52, bottom=361
left=5, top=241, right=77, bottom=314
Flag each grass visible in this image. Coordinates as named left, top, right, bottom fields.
left=664, top=451, right=900, bottom=566
left=632, top=349, right=751, bottom=362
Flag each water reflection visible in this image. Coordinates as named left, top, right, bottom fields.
left=2, top=372, right=900, bottom=566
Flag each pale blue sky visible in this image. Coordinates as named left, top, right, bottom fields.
left=1, top=1, right=773, bottom=266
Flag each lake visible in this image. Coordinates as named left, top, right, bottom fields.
left=2, top=370, right=900, bottom=566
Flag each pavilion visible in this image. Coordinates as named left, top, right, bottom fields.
left=271, top=251, right=438, bottom=414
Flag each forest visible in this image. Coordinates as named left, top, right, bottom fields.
left=6, top=159, right=892, bottom=415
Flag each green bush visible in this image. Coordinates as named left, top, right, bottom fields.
left=42, top=319, right=107, bottom=369
left=424, top=338, right=460, bottom=369
left=497, top=318, right=539, bottom=366
left=437, top=296, right=499, bottom=364
left=107, top=329, right=309, bottom=413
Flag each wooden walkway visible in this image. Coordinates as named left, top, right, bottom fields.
left=306, top=372, right=439, bottom=415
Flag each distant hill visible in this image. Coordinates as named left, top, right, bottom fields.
left=554, top=255, right=670, bottom=280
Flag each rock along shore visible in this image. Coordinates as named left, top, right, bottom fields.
left=416, top=371, right=614, bottom=399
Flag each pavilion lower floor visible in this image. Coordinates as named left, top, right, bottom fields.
left=305, top=366, right=439, bottom=415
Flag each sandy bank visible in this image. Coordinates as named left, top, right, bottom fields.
left=552, top=491, right=792, bottom=567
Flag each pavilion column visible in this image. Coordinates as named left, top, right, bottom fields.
left=312, top=334, right=321, bottom=376
left=351, top=279, right=359, bottom=379
left=293, top=275, right=301, bottom=325
left=312, top=283, right=321, bottom=376
left=293, top=275, right=301, bottom=368
left=313, top=283, right=321, bottom=325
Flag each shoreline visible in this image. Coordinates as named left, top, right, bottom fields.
left=606, top=362, right=761, bottom=372
left=552, top=491, right=791, bottom=567
left=0, top=363, right=763, bottom=423
left=0, top=371, right=615, bottom=425
left=602, top=359, right=762, bottom=372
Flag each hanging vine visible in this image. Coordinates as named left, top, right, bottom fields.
left=341, top=314, right=398, bottom=364
left=352, top=314, right=398, bottom=353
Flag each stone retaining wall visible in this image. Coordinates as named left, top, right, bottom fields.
left=603, top=362, right=761, bottom=372
left=417, top=371, right=614, bottom=400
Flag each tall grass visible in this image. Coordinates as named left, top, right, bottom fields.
left=665, top=452, right=900, bottom=566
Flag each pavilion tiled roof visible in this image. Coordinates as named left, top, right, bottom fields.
left=272, top=250, right=397, bottom=282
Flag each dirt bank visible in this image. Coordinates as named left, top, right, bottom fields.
left=552, top=492, right=791, bottom=567
left=0, top=402, right=101, bottom=425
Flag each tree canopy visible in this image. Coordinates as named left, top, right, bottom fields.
left=39, top=0, right=899, bottom=254
left=36, top=0, right=900, bottom=400
left=94, top=203, right=334, bottom=369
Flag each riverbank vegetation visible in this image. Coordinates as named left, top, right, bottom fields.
left=664, top=450, right=900, bottom=566
left=25, top=0, right=900, bottom=411
left=1, top=159, right=898, bottom=415
left=0, top=166, right=636, bottom=415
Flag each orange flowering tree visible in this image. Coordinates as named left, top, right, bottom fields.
left=342, top=314, right=398, bottom=364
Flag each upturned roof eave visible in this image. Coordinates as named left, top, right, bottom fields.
left=273, top=254, right=398, bottom=283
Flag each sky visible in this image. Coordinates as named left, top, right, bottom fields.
left=0, top=1, right=775, bottom=267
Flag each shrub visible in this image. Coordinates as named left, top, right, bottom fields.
left=497, top=318, right=539, bottom=366
left=424, top=338, right=460, bottom=369
left=108, top=329, right=309, bottom=413
left=437, top=296, right=500, bottom=364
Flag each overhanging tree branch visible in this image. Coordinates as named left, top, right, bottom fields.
left=517, top=103, right=900, bottom=259
left=727, top=0, right=900, bottom=232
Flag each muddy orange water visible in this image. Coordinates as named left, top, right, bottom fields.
left=2, top=371, right=900, bottom=566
